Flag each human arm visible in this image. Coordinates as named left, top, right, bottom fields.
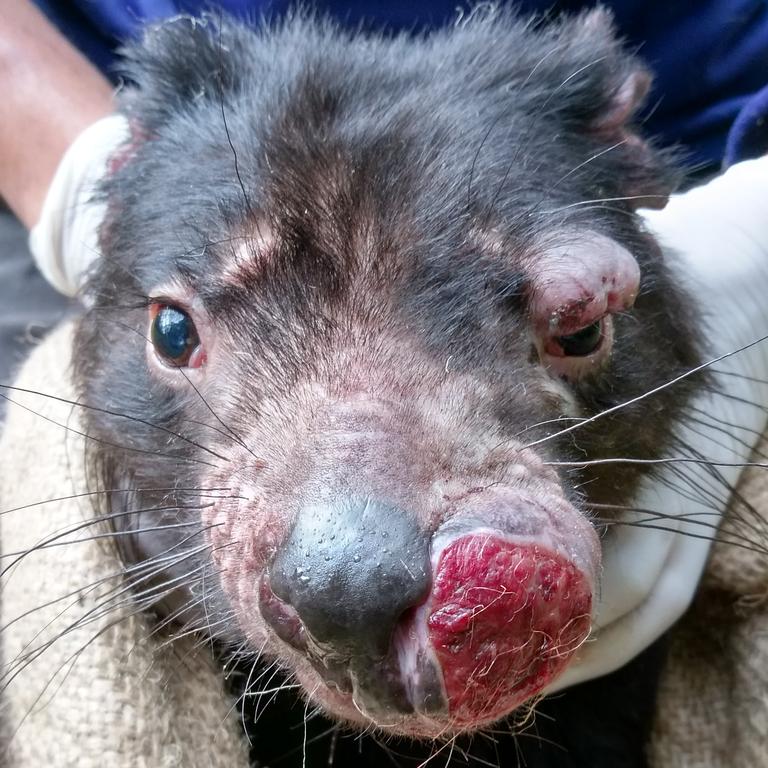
left=0, top=0, right=114, bottom=228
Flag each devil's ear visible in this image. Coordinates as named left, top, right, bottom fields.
left=115, top=14, right=251, bottom=134
left=551, top=8, right=678, bottom=209
left=557, top=9, right=651, bottom=128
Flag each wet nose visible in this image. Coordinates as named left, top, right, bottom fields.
left=268, top=498, right=431, bottom=660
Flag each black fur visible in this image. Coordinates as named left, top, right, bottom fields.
left=72, top=9, right=704, bottom=766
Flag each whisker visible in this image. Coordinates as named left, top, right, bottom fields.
left=0, top=485, right=238, bottom=518
left=522, top=333, right=768, bottom=449
left=682, top=413, right=768, bottom=463
left=551, top=139, right=628, bottom=187
left=2, top=531, right=220, bottom=676
left=0, top=503, right=219, bottom=571
left=710, top=367, right=768, bottom=385
left=542, top=194, right=669, bottom=213
left=545, top=456, right=768, bottom=470
left=0, top=390, right=219, bottom=468
left=0, top=382, right=231, bottom=462
left=593, top=518, right=768, bottom=555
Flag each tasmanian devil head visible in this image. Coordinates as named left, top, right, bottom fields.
left=74, top=8, right=701, bottom=738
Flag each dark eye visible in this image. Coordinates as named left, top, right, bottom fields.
left=554, top=320, right=604, bottom=357
left=151, top=304, right=201, bottom=366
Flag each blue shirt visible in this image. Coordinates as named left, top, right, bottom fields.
left=34, top=0, right=768, bottom=170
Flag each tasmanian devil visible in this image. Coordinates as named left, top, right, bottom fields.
left=70, top=7, right=706, bottom=767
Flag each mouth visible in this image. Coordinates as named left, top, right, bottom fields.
left=256, top=494, right=598, bottom=737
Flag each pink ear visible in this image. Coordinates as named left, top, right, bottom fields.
left=598, top=71, right=670, bottom=209
left=567, top=9, right=673, bottom=210
left=575, top=7, right=651, bottom=134
left=592, top=70, right=672, bottom=211
left=593, top=70, right=651, bottom=136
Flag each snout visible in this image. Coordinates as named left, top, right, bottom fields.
left=258, top=490, right=599, bottom=733
left=262, top=498, right=445, bottom=717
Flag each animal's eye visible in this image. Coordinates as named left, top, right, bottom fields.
left=539, top=315, right=613, bottom=381
left=553, top=320, right=604, bottom=357
left=150, top=304, right=202, bottom=367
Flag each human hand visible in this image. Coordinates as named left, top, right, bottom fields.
left=551, top=154, right=768, bottom=690
left=28, top=115, right=129, bottom=296
left=0, top=0, right=114, bottom=229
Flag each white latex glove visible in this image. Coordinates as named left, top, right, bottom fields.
left=28, top=114, right=129, bottom=296
left=551, top=154, right=768, bottom=691
left=28, top=117, right=768, bottom=688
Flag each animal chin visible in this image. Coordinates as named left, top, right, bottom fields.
left=255, top=495, right=599, bottom=738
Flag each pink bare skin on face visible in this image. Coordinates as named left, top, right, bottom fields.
left=529, top=233, right=642, bottom=380
left=202, top=339, right=603, bottom=738
left=529, top=233, right=641, bottom=337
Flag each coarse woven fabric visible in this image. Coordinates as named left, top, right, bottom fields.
left=0, top=322, right=249, bottom=768
left=0, top=209, right=71, bottom=418
left=649, top=433, right=768, bottom=768
left=1, top=321, right=767, bottom=766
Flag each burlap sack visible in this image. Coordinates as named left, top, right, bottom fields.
left=649, top=441, right=768, bottom=768
left=0, top=323, right=248, bottom=767
left=1, top=322, right=766, bottom=766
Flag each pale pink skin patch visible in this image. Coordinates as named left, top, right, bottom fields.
left=218, top=222, right=276, bottom=287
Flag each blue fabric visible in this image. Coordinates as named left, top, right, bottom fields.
left=725, top=83, right=768, bottom=163
left=34, top=0, right=768, bottom=169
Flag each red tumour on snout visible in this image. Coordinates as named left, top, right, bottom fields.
left=428, top=537, right=592, bottom=726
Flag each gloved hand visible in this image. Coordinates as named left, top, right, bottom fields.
left=553, top=154, right=768, bottom=690
left=28, top=114, right=129, bottom=297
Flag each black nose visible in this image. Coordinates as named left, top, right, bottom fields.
left=268, top=498, right=431, bottom=661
